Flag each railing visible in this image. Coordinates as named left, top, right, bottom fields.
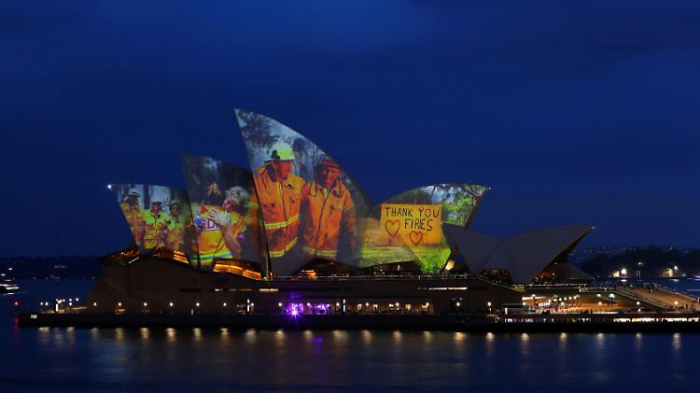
left=613, top=287, right=672, bottom=310
left=579, top=285, right=672, bottom=310
left=273, top=273, right=472, bottom=281
left=654, top=284, right=700, bottom=302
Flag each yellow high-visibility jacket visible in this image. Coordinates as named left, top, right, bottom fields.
left=142, top=210, right=168, bottom=250
left=300, top=180, right=356, bottom=260
left=120, top=201, right=144, bottom=248
left=254, top=166, right=305, bottom=259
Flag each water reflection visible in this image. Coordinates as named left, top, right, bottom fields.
left=593, top=333, right=609, bottom=384
left=333, top=329, right=348, bottom=342
left=140, top=327, right=150, bottom=340
left=559, top=332, right=567, bottom=351
left=485, top=332, right=495, bottom=357
left=166, top=327, right=176, bottom=343
left=519, top=333, right=530, bottom=356
left=7, top=320, right=700, bottom=390
left=90, top=327, right=99, bottom=342
left=672, top=333, right=684, bottom=381
left=303, top=329, right=313, bottom=345
left=244, top=328, right=257, bottom=343
left=672, top=332, right=681, bottom=351
left=361, top=329, right=372, bottom=345
left=219, top=327, right=230, bottom=345
left=634, top=332, right=642, bottom=356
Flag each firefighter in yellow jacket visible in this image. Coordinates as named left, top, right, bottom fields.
left=195, top=184, right=247, bottom=268
left=165, top=201, right=187, bottom=251
left=254, top=141, right=305, bottom=259
left=119, top=188, right=145, bottom=248
left=300, top=157, right=356, bottom=260
left=142, top=199, right=168, bottom=250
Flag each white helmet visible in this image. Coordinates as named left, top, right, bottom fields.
left=268, top=141, right=295, bottom=161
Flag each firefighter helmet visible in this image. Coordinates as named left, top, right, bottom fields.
left=316, top=157, right=340, bottom=170
left=268, top=142, right=295, bottom=161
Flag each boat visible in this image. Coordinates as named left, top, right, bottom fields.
left=0, top=270, right=20, bottom=294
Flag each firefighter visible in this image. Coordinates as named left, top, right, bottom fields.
left=119, top=188, right=145, bottom=248
left=142, top=199, right=168, bottom=250
left=254, top=141, right=305, bottom=259
left=195, top=184, right=247, bottom=268
left=300, top=157, right=356, bottom=260
left=165, top=201, right=186, bottom=251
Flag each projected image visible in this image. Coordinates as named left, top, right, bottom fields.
left=111, top=184, right=196, bottom=256
left=181, top=154, right=268, bottom=272
left=362, top=184, right=488, bottom=273
left=235, top=109, right=371, bottom=275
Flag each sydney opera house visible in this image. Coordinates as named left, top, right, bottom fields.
left=86, top=110, right=594, bottom=316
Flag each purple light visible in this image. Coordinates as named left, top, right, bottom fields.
left=291, top=309, right=298, bottom=316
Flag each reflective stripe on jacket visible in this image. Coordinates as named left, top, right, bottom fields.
left=142, top=210, right=168, bottom=249
left=254, top=166, right=305, bottom=259
left=300, top=180, right=355, bottom=260
left=120, top=201, right=145, bottom=247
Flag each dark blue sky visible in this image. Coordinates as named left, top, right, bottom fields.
left=3, top=1, right=700, bottom=256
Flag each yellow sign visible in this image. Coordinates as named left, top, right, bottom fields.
left=379, top=204, right=443, bottom=246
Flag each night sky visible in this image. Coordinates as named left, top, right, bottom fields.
left=3, top=1, right=700, bottom=256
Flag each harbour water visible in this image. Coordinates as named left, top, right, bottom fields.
left=2, top=280, right=699, bottom=392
